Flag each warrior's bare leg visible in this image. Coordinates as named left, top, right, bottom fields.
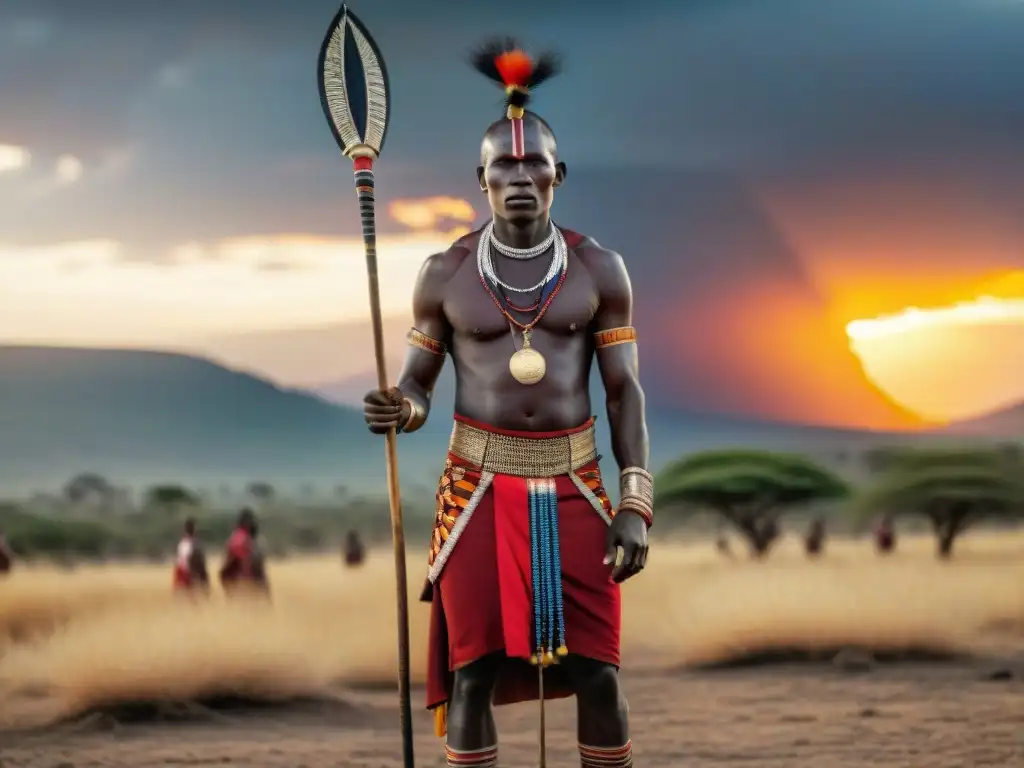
left=565, top=655, right=632, bottom=766
left=445, top=652, right=501, bottom=762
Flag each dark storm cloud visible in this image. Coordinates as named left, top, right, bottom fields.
left=0, top=0, right=1022, bottom=252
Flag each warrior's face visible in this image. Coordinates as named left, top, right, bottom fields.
left=478, top=118, right=565, bottom=225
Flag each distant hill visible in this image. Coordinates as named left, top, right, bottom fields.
left=0, top=345, right=1002, bottom=502
left=945, top=401, right=1024, bottom=437
left=0, top=346, right=442, bottom=498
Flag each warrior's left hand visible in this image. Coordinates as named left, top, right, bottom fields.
left=605, top=509, right=649, bottom=583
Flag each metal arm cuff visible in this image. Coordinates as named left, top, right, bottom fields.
left=408, top=328, right=446, bottom=356
left=400, top=397, right=428, bottom=433
left=619, top=466, right=654, bottom=527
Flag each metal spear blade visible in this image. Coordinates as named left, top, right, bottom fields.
left=317, top=4, right=391, bottom=158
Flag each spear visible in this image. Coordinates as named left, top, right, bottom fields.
left=317, top=7, right=415, bottom=767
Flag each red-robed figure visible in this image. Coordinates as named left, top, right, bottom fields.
left=172, top=517, right=209, bottom=594
left=219, top=508, right=270, bottom=596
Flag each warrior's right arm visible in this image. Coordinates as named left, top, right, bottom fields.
left=393, top=251, right=455, bottom=433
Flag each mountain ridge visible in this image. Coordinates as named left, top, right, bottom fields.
left=0, top=345, right=440, bottom=497
left=0, top=345, right=1015, bottom=500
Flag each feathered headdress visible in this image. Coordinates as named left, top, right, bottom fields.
left=470, top=38, right=561, bottom=158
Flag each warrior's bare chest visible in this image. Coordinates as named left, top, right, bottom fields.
left=443, top=257, right=599, bottom=336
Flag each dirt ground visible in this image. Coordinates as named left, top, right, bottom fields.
left=2, top=661, right=1021, bottom=768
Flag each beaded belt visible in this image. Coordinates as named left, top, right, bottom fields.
left=447, top=420, right=597, bottom=477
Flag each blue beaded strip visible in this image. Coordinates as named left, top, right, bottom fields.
left=547, top=479, right=566, bottom=652
left=529, top=480, right=543, bottom=659
left=528, top=478, right=567, bottom=664
left=540, top=480, right=554, bottom=656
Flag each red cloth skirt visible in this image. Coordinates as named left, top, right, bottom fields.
left=172, top=566, right=191, bottom=590
left=424, top=417, right=621, bottom=713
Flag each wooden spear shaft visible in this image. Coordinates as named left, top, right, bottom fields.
left=353, top=151, right=415, bottom=768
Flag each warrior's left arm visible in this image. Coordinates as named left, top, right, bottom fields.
left=589, top=248, right=649, bottom=471
left=587, top=246, right=654, bottom=526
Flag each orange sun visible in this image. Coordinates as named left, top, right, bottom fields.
left=845, top=272, right=1024, bottom=423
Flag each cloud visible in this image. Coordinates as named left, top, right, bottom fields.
left=0, top=230, right=457, bottom=346
left=0, top=239, right=122, bottom=276
left=55, top=154, right=83, bottom=186
left=388, top=196, right=476, bottom=232
left=0, top=144, right=30, bottom=175
left=17, top=153, right=85, bottom=198
left=846, top=296, right=1024, bottom=341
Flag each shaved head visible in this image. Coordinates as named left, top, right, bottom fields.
left=480, top=110, right=558, bottom=164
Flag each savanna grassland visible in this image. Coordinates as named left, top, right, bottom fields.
left=0, top=533, right=1022, bottom=767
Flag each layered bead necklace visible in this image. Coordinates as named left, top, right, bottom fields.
left=476, top=220, right=569, bottom=385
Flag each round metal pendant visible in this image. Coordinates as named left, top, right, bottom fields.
left=509, top=347, right=546, bottom=385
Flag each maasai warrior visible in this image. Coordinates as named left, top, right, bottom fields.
left=363, top=40, right=651, bottom=768
left=172, top=517, right=209, bottom=594
left=219, top=508, right=270, bottom=596
left=343, top=529, right=366, bottom=568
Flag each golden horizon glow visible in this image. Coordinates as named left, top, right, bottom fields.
left=846, top=280, right=1024, bottom=423
left=0, top=197, right=477, bottom=353
left=846, top=295, right=1024, bottom=340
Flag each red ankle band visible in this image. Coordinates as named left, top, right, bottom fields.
left=445, top=743, right=498, bottom=767
left=579, top=740, right=633, bottom=767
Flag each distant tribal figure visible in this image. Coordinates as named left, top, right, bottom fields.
left=714, top=521, right=734, bottom=559
left=804, top=517, right=826, bottom=558
left=875, top=514, right=896, bottom=555
left=220, top=508, right=270, bottom=597
left=172, top=517, right=209, bottom=595
left=0, top=531, right=12, bottom=575
left=343, top=529, right=366, bottom=568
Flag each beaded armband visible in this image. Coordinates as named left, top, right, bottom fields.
left=407, top=328, right=446, bottom=356
left=618, top=467, right=654, bottom=528
left=594, top=326, right=637, bottom=350
left=400, top=397, right=427, bottom=434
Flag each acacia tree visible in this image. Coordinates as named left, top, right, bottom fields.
left=63, top=473, right=116, bottom=513
left=855, top=448, right=1024, bottom=558
left=655, top=450, right=850, bottom=558
left=143, top=484, right=200, bottom=517
left=246, top=481, right=275, bottom=509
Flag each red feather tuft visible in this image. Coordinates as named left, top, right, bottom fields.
left=494, top=50, right=534, bottom=87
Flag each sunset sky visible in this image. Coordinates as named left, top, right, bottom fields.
left=1, top=0, right=1022, bottom=428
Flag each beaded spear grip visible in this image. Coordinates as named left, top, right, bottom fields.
left=317, top=7, right=414, bottom=768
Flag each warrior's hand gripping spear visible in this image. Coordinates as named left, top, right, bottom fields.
left=317, top=7, right=415, bottom=768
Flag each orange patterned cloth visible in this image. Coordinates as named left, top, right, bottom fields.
left=428, top=458, right=477, bottom=570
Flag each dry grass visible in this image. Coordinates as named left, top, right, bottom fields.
left=0, top=531, right=1021, bottom=730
